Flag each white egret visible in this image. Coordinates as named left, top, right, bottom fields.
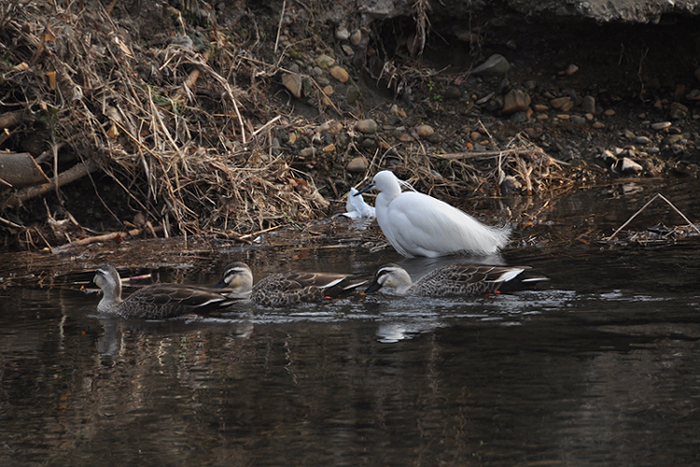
left=356, top=170, right=511, bottom=257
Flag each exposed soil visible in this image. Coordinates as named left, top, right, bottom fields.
left=1, top=1, right=699, bottom=256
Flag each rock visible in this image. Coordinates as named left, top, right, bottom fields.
left=502, top=89, right=531, bottom=114
left=322, top=143, right=335, bottom=153
left=350, top=30, right=362, bottom=46
left=281, top=73, right=302, bottom=98
left=551, top=96, right=572, bottom=110
left=315, top=54, right=335, bottom=69
left=329, top=65, right=349, bottom=83
left=582, top=95, right=596, bottom=114
left=355, top=119, right=378, bottom=134
left=565, top=64, right=579, bottom=75
left=415, top=124, right=434, bottom=138
left=346, top=155, right=368, bottom=173
left=443, top=86, right=462, bottom=100
left=603, top=109, right=616, bottom=116
left=299, top=147, right=316, bottom=158
left=341, top=44, right=354, bottom=56
left=346, top=86, right=361, bottom=104
left=685, top=89, right=700, bottom=100
left=335, top=27, right=350, bottom=41
left=651, top=121, right=671, bottom=130
left=472, top=54, right=510, bottom=76
left=633, top=135, right=652, bottom=145
left=570, top=115, right=587, bottom=124
left=669, top=102, right=688, bottom=119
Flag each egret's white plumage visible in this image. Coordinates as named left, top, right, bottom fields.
left=356, top=171, right=511, bottom=258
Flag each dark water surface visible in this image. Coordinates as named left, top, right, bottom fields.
left=2, top=181, right=700, bottom=466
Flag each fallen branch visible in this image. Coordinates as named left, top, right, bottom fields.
left=1, top=159, right=99, bottom=209
left=51, top=225, right=164, bottom=254
left=605, top=193, right=700, bottom=241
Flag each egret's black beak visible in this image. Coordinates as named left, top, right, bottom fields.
left=354, top=182, right=375, bottom=196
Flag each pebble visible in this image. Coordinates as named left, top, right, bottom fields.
left=550, top=96, right=571, bottom=110
left=534, top=104, right=548, bottom=112
left=346, top=155, right=368, bottom=173
left=341, top=44, right=354, bottom=56
left=472, top=54, right=510, bottom=76
left=592, top=122, right=605, bottom=129
left=299, top=147, right=316, bottom=158
left=633, top=135, right=652, bottom=145
left=651, top=121, right=671, bottom=130
left=570, top=115, right=587, bottom=124
left=281, top=73, right=302, bottom=98
left=603, top=109, right=616, bottom=116
left=443, top=86, right=462, bottom=100
left=669, top=102, right=688, bottom=119
left=355, top=119, right=378, bottom=134
left=415, top=124, right=434, bottom=138
left=390, top=104, right=406, bottom=118
left=350, top=30, right=362, bottom=46
left=330, top=65, right=349, bottom=83
left=502, top=89, right=531, bottom=114
left=346, top=86, right=361, bottom=104
left=582, top=95, right=596, bottom=114
left=335, top=27, right=350, bottom=41
left=315, top=54, right=335, bottom=69
left=322, top=143, right=335, bottom=153
left=565, top=64, right=579, bottom=76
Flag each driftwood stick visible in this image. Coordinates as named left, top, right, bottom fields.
left=606, top=193, right=700, bottom=240
left=51, top=225, right=164, bottom=254
left=1, top=159, right=99, bottom=209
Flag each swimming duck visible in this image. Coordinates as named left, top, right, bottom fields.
left=212, top=262, right=367, bottom=307
left=355, top=170, right=511, bottom=257
left=364, top=263, right=547, bottom=297
left=93, top=264, right=235, bottom=319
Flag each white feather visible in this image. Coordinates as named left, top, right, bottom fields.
left=364, top=170, right=510, bottom=258
left=343, top=187, right=376, bottom=220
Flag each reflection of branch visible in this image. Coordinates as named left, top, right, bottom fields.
left=1, top=159, right=99, bottom=209
left=606, top=193, right=700, bottom=240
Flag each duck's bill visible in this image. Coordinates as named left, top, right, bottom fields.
left=363, top=280, right=382, bottom=294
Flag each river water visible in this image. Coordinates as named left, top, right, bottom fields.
left=2, top=179, right=700, bottom=466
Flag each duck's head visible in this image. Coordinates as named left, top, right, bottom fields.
left=364, top=263, right=412, bottom=295
left=213, top=262, right=254, bottom=294
left=94, top=264, right=121, bottom=300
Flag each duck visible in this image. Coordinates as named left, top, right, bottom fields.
left=212, top=261, right=367, bottom=307
left=93, top=264, right=235, bottom=319
left=355, top=170, right=511, bottom=258
left=364, top=263, right=548, bottom=297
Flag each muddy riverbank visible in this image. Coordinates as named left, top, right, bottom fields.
left=1, top=1, right=699, bottom=259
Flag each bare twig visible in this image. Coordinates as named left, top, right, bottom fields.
left=606, top=193, right=700, bottom=240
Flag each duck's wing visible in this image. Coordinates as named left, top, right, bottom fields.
left=415, top=264, right=527, bottom=297
left=124, top=284, right=234, bottom=319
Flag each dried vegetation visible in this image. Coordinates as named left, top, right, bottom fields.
left=0, top=0, right=574, bottom=252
